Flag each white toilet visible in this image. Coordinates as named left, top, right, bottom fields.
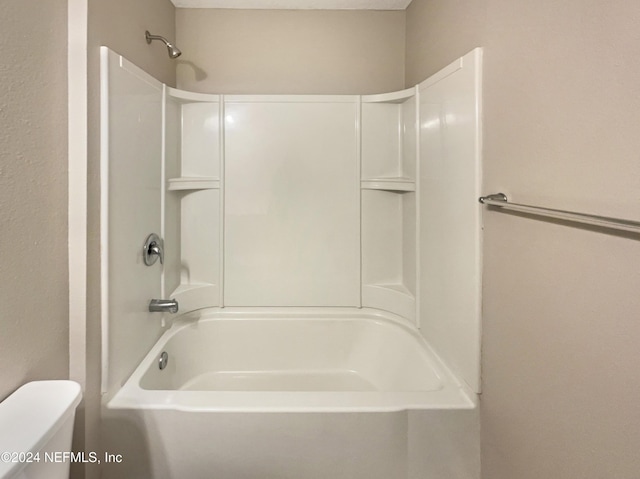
left=0, top=381, right=82, bottom=479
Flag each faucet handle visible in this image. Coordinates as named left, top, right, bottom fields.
left=148, top=241, right=164, bottom=264
left=143, top=233, right=164, bottom=266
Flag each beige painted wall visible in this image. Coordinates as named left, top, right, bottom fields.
left=407, top=0, right=640, bottom=478
left=176, top=9, right=405, bottom=94
left=89, top=0, right=177, bottom=86
left=0, top=1, right=69, bottom=399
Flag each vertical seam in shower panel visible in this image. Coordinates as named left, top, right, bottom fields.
left=474, top=49, right=484, bottom=390
left=414, top=85, right=421, bottom=330
left=397, top=97, right=404, bottom=303
left=160, top=85, right=167, bottom=304
left=219, top=95, right=225, bottom=308
left=356, top=96, right=362, bottom=308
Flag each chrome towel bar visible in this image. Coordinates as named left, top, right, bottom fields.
left=478, top=193, right=640, bottom=234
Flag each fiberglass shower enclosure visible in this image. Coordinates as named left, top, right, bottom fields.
left=99, top=46, right=482, bottom=478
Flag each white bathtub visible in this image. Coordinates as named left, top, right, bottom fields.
left=108, top=308, right=473, bottom=412
left=103, top=309, right=479, bottom=479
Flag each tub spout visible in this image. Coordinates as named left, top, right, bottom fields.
left=149, top=299, right=179, bottom=314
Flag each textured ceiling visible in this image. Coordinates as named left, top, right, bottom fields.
left=171, top=0, right=412, bottom=10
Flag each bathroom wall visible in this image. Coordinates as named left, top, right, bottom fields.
left=175, top=9, right=405, bottom=94
left=0, top=0, right=69, bottom=399
left=406, top=0, right=640, bottom=478
left=89, top=0, right=177, bottom=86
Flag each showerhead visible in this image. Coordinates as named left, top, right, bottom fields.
left=145, top=31, right=182, bottom=59
left=168, top=45, right=182, bottom=59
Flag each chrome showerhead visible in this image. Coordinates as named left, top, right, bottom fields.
left=145, top=31, right=182, bottom=59
left=167, top=44, right=182, bottom=59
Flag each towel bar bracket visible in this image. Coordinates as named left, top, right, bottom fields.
left=478, top=193, right=507, bottom=204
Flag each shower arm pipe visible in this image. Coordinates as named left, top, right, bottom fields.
left=145, top=31, right=169, bottom=43
left=478, top=193, right=640, bottom=234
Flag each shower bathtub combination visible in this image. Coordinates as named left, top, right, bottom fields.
left=100, top=47, right=482, bottom=479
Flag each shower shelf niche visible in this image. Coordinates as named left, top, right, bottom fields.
left=361, top=87, right=416, bottom=104
left=360, top=87, right=418, bottom=321
left=163, top=87, right=222, bottom=311
left=167, top=87, right=219, bottom=104
left=360, top=177, right=415, bottom=192
left=169, top=283, right=219, bottom=314
left=362, top=283, right=415, bottom=321
left=167, top=177, right=220, bottom=191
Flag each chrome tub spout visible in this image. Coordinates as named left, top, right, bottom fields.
left=149, top=299, right=179, bottom=314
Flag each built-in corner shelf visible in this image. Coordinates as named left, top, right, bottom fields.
left=361, top=177, right=415, bottom=192
left=362, top=284, right=415, bottom=321
left=361, top=87, right=417, bottom=104
left=167, top=87, right=220, bottom=104
left=170, top=283, right=219, bottom=312
left=168, top=177, right=220, bottom=191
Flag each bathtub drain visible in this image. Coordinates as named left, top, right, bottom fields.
left=158, top=351, right=169, bottom=370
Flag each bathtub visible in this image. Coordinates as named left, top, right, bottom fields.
left=103, top=309, right=479, bottom=479
left=108, top=308, right=473, bottom=412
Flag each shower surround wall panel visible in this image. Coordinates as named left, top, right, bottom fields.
left=100, top=47, right=483, bottom=397
left=223, top=98, right=360, bottom=306
left=100, top=48, right=165, bottom=398
left=419, top=49, right=483, bottom=393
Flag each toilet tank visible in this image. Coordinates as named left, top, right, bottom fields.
left=0, top=381, right=82, bottom=479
